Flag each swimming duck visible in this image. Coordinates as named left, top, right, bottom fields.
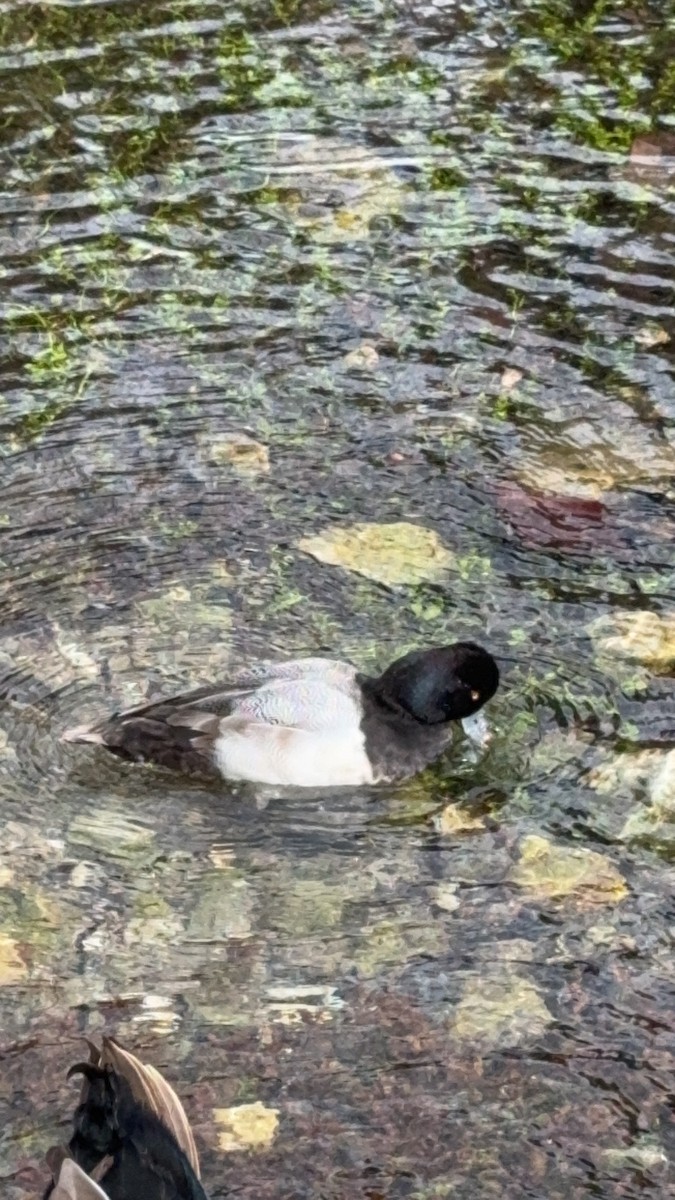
left=44, top=1037, right=207, bottom=1200
left=63, top=642, right=499, bottom=788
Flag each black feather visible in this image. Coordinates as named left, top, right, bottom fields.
left=44, top=1062, right=209, bottom=1200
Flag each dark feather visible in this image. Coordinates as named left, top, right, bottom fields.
left=44, top=1042, right=209, bottom=1200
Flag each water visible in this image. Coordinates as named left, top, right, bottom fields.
left=1, top=0, right=675, bottom=1196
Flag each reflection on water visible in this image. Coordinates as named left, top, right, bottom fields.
left=1, top=0, right=675, bottom=1197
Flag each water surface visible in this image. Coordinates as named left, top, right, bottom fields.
left=1, top=1, right=675, bottom=1198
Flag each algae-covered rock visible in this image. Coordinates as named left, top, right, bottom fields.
left=453, top=971, right=552, bottom=1047
left=187, top=872, right=254, bottom=941
left=298, top=522, right=456, bottom=587
left=589, top=611, right=675, bottom=672
left=343, top=342, right=379, bottom=369
left=137, top=586, right=233, bottom=634
left=434, top=882, right=461, bottom=913
left=104, top=573, right=233, bottom=686
left=519, top=422, right=674, bottom=496
left=124, top=915, right=185, bottom=946
left=2, top=627, right=101, bottom=694
left=124, top=893, right=185, bottom=947
left=378, top=772, right=445, bottom=826
left=619, top=748, right=675, bottom=844
left=68, top=810, right=157, bottom=860
left=529, top=729, right=593, bottom=777
left=0, top=883, right=61, bottom=952
left=587, top=749, right=663, bottom=798
left=349, top=915, right=446, bottom=977
left=0, top=933, right=27, bottom=984
left=213, top=1101, right=279, bottom=1151
left=517, top=463, right=612, bottom=501
left=205, top=433, right=270, bottom=475
left=433, top=803, right=485, bottom=836
left=277, top=138, right=405, bottom=244
left=272, top=879, right=346, bottom=937
left=511, top=835, right=627, bottom=904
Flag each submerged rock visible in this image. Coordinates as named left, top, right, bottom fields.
left=518, top=421, right=675, bottom=495
left=204, top=433, right=270, bottom=475
left=587, top=749, right=663, bottom=798
left=510, top=834, right=627, bottom=904
left=297, top=521, right=456, bottom=587
left=495, top=480, right=612, bottom=553
left=500, top=367, right=523, bottom=391
left=433, top=802, right=485, bottom=836
left=68, top=810, right=157, bottom=859
left=275, top=137, right=405, bottom=244
left=343, top=341, right=379, bottom=369
left=453, top=970, right=552, bottom=1047
left=349, top=914, right=446, bottom=976
left=129, top=582, right=233, bottom=678
left=0, top=932, right=27, bottom=984
left=187, top=872, right=254, bottom=942
left=124, top=911, right=185, bottom=948
left=589, top=610, right=675, bottom=673
left=213, top=1101, right=279, bottom=1151
left=515, top=464, right=610, bottom=501
left=634, top=324, right=670, bottom=348
left=0, top=880, right=62, bottom=954
left=619, top=748, right=675, bottom=844
left=137, top=586, right=233, bottom=634
left=433, top=882, right=461, bottom=913
left=272, top=878, right=346, bottom=937
left=0, top=727, right=15, bottom=764
left=601, top=1135, right=668, bottom=1172
left=264, top=983, right=344, bottom=1024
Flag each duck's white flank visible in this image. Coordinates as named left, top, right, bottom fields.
left=213, top=710, right=374, bottom=787
left=209, top=669, right=374, bottom=786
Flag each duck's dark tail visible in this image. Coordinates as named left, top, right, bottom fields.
left=44, top=1038, right=208, bottom=1200
left=61, top=703, right=220, bottom=774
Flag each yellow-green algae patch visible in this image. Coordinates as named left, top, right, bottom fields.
left=298, top=521, right=456, bottom=587
left=510, top=835, right=627, bottom=904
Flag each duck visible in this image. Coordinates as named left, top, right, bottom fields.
left=62, top=641, right=499, bottom=788
left=44, top=1037, right=207, bottom=1200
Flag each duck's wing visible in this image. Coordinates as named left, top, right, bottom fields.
left=98, top=1038, right=200, bottom=1178
left=62, top=658, right=353, bottom=739
left=229, top=672, right=361, bottom=732
left=61, top=658, right=359, bottom=772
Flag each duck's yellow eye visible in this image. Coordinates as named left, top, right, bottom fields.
left=470, top=690, right=480, bottom=702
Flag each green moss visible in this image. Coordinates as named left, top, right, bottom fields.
left=108, top=112, right=189, bottom=178
left=513, top=0, right=670, bottom=152
left=0, top=886, right=60, bottom=950
left=216, top=29, right=274, bottom=108
left=272, top=879, right=346, bottom=937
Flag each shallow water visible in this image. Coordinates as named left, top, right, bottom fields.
left=1, top=0, right=675, bottom=1196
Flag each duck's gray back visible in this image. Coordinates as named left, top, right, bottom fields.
left=232, top=679, right=357, bottom=731
left=230, top=657, right=360, bottom=729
